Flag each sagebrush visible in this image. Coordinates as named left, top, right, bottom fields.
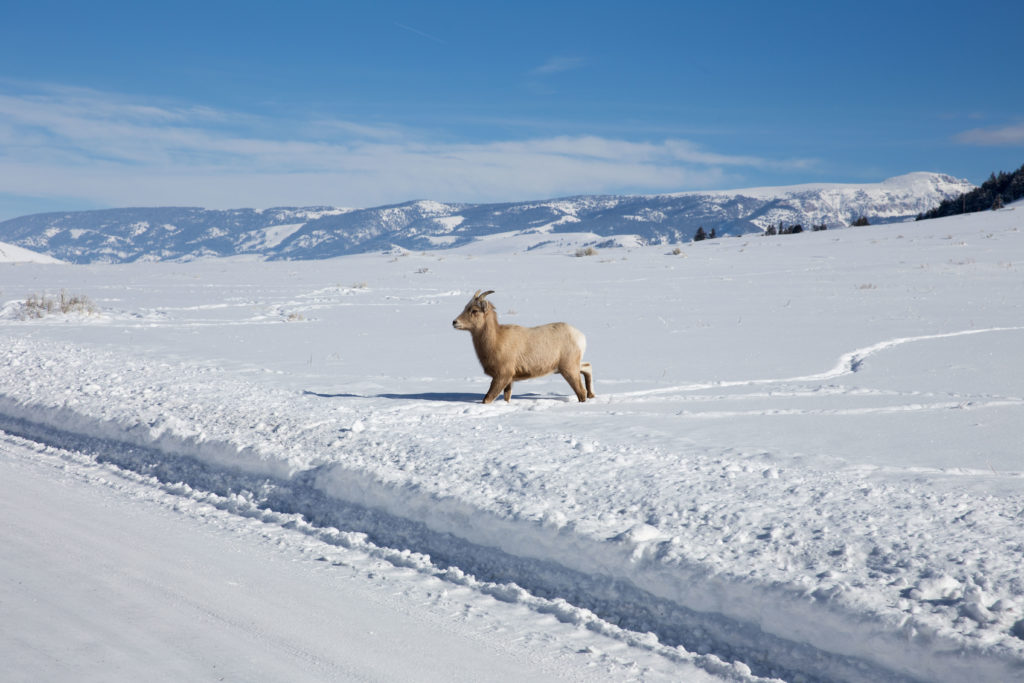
left=21, top=290, right=97, bottom=319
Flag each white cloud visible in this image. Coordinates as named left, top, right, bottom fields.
left=955, top=122, right=1024, bottom=146
left=0, top=83, right=810, bottom=211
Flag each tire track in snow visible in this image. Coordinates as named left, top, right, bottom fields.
left=608, top=326, right=1024, bottom=400
left=674, top=398, right=1024, bottom=420
left=805, top=327, right=1024, bottom=382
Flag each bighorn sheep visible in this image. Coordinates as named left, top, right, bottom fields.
left=452, top=290, right=594, bottom=403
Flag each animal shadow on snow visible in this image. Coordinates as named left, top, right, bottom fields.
left=303, top=390, right=566, bottom=403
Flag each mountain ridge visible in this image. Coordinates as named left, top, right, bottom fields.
left=0, top=172, right=973, bottom=263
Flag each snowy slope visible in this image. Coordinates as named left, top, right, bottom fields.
left=0, top=173, right=972, bottom=263
left=0, top=240, right=62, bottom=263
left=1, top=204, right=1022, bottom=681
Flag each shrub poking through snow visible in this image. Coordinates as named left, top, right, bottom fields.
left=21, top=290, right=97, bottom=319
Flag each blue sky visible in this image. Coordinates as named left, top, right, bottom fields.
left=1, top=0, right=1022, bottom=220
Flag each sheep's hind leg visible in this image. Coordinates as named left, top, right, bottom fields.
left=560, top=368, right=588, bottom=402
left=581, top=362, right=595, bottom=398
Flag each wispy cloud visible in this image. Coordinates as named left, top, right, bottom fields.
left=532, top=56, right=585, bottom=76
left=395, top=22, right=447, bottom=45
left=0, top=83, right=811, bottom=214
left=955, top=122, right=1024, bottom=146
left=306, top=118, right=405, bottom=142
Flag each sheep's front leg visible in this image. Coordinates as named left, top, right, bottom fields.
left=483, top=375, right=512, bottom=404
left=502, top=382, right=513, bottom=402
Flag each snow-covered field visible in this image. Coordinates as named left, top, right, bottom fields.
left=1, top=205, right=1023, bottom=681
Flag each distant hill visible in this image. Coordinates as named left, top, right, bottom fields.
left=0, top=173, right=973, bottom=263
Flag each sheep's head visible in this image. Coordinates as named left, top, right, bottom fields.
left=452, top=289, right=494, bottom=331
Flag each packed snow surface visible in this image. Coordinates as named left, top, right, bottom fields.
left=1, top=205, right=1023, bottom=681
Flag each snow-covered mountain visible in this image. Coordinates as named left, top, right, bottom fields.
left=0, top=172, right=973, bottom=263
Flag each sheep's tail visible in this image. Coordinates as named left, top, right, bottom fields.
left=570, top=326, right=587, bottom=358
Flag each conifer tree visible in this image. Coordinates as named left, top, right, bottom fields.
left=917, top=162, right=1024, bottom=220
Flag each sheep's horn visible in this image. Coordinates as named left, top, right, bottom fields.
left=478, top=290, right=494, bottom=300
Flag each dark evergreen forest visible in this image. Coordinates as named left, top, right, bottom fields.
left=917, top=163, right=1024, bottom=220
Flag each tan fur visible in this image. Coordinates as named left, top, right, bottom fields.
left=452, top=290, right=595, bottom=404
